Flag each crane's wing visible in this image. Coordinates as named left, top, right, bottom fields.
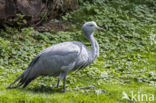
left=30, top=41, right=89, bottom=74
left=28, top=41, right=83, bottom=67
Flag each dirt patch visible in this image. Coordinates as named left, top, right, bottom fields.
left=34, top=21, right=71, bottom=32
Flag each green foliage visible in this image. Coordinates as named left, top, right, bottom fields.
left=0, top=37, right=10, bottom=57
left=0, top=0, right=156, bottom=102
left=13, top=14, right=28, bottom=28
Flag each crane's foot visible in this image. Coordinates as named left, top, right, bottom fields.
left=62, top=89, right=66, bottom=92
left=79, top=86, right=96, bottom=90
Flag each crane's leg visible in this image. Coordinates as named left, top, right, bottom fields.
left=57, top=78, right=60, bottom=88
left=58, top=72, right=67, bottom=92
left=63, top=76, right=66, bottom=92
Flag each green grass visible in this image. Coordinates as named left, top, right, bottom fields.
left=1, top=64, right=156, bottom=103
left=0, top=52, right=156, bottom=103
left=0, top=0, right=156, bottom=102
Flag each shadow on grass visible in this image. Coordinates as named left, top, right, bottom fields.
left=7, top=85, right=65, bottom=94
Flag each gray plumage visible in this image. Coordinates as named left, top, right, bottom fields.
left=8, top=21, right=104, bottom=91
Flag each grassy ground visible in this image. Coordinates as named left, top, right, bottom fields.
left=0, top=57, right=156, bottom=103
left=0, top=0, right=156, bottom=103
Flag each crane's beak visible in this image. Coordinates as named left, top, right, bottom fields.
left=96, top=26, right=105, bottom=31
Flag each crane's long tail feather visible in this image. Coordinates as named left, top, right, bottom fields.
left=7, top=73, right=24, bottom=88
left=8, top=69, right=36, bottom=88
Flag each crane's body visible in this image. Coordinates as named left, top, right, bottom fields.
left=28, top=41, right=92, bottom=79
left=8, top=21, right=104, bottom=92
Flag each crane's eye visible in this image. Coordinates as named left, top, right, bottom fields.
left=89, top=24, right=94, bottom=27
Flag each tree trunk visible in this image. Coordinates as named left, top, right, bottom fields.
left=0, top=0, right=79, bottom=25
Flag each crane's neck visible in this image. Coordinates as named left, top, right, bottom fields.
left=88, top=33, right=99, bottom=62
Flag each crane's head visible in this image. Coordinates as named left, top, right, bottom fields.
left=82, top=21, right=104, bottom=38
